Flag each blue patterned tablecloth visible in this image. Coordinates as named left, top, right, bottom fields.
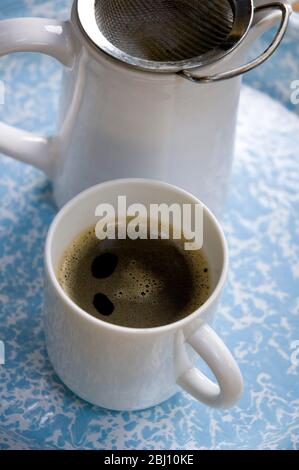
left=0, top=1, right=299, bottom=450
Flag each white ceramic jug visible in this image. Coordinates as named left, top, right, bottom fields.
left=0, top=1, right=294, bottom=211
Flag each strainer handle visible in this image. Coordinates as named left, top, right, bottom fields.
left=179, top=2, right=292, bottom=84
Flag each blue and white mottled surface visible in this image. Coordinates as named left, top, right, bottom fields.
left=0, top=0, right=299, bottom=450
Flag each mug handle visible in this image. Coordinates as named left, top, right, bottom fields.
left=0, top=18, right=75, bottom=177
left=178, top=324, right=243, bottom=408
left=179, top=1, right=292, bottom=84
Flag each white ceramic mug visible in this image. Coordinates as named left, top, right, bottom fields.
left=44, top=179, right=243, bottom=411
left=0, top=1, right=293, bottom=213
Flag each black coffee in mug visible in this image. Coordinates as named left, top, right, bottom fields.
left=58, top=223, right=211, bottom=328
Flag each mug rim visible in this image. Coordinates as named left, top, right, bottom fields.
left=45, top=178, right=228, bottom=336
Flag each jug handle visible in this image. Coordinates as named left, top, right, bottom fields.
left=178, top=1, right=292, bottom=84
left=0, top=18, right=75, bottom=177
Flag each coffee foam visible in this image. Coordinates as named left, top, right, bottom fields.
left=58, top=224, right=210, bottom=328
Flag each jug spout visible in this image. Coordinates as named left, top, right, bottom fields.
left=251, top=0, right=295, bottom=37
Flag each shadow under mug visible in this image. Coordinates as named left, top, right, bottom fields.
left=44, top=179, right=243, bottom=411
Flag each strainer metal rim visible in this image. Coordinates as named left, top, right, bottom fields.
left=76, top=0, right=254, bottom=73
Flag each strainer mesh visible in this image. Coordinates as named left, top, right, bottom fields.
left=94, top=0, right=235, bottom=62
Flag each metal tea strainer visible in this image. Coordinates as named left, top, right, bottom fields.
left=76, top=0, right=291, bottom=83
